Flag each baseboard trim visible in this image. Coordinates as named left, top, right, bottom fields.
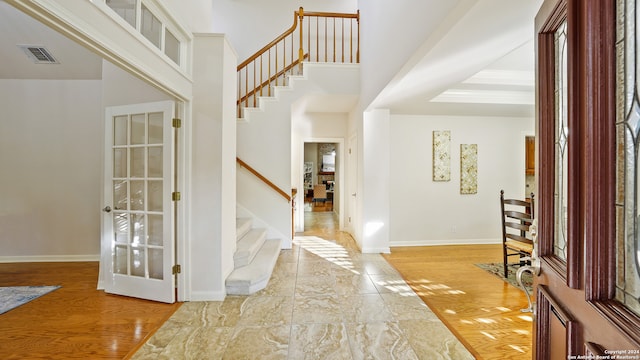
left=189, top=290, right=227, bottom=302
left=0, top=254, right=100, bottom=263
left=390, top=239, right=500, bottom=247
left=361, top=247, right=391, bottom=254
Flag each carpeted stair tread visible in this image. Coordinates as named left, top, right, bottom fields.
left=236, top=218, right=252, bottom=242
left=226, top=238, right=281, bottom=295
left=234, top=228, right=267, bottom=268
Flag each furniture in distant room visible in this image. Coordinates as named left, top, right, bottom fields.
left=312, top=184, right=327, bottom=207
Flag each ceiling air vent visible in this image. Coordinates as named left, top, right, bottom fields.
left=18, top=45, right=58, bottom=64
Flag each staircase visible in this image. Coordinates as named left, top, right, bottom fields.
left=228, top=8, right=360, bottom=296
left=225, top=217, right=282, bottom=295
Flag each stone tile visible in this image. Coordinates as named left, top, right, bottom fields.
left=296, top=259, right=332, bottom=277
left=380, top=293, right=439, bottom=321
left=272, top=260, right=298, bottom=275
left=256, top=273, right=296, bottom=296
left=223, top=325, right=289, bottom=359
left=369, top=274, right=414, bottom=294
left=288, top=323, right=352, bottom=359
left=292, top=295, right=344, bottom=324
left=362, top=260, right=400, bottom=275
left=295, top=274, right=337, bottom=297
left=339, top=294, right=394, bottom=323
left=334, top=273, right=379, bottom=295
left=346, top=322, right=418, bottom=360
left=237, top=296, right=293, bottom=326
left=398, top=320, right=474, bottom=360
left=166, top=299, right=244, bottom=327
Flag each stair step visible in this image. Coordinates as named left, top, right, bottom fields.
left=236, top=217, right=252, bottom=241
left=234, top=228, right=267, bottom=268
left=226, top=238, right=281, bottom=295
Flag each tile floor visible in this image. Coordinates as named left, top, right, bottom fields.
left=132, top=213, right=474, bottom=359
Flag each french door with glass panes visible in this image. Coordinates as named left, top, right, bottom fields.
left=534, top=0, right=640, bottom=357
left=101, top=101, right=175, bottom=303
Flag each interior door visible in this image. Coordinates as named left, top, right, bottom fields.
left=101, top=101, right=175, bottom=303
left=534, top=0, right=640, bottom=357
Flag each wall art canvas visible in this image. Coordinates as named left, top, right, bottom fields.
left=460, top=144, right=478, bottom=194
left=432, top=130, right=451, bottom=181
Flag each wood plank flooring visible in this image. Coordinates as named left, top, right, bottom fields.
left=383, top=244, right=533, bottom=360
left=0, top=262, right=180, bottom=359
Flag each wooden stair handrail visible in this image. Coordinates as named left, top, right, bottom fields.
left=236, top=53, right=309, bottom=106
left=237, top=7, right=360, bottom=117
left=237, top=157, right=291, bottom=202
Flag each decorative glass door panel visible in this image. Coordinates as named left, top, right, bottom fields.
left=102, top=101, right=174, bottom=303
left=616, top=0, right=640, bottom=317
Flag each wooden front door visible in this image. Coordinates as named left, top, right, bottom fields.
left=535, top=0, right=640, bottom=357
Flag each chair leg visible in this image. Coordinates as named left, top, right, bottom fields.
left=503, top=246, right=509, bottom=278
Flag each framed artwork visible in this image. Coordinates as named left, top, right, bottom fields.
left=433, top=130, right=451, bottom=181
left=460, top=144, right=478, bottom=194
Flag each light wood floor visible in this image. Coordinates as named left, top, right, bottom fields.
left=0, top=262, right=180, bottom=359
left=384, top=245, right=533, bottom=360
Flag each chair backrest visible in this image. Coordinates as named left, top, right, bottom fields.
left=500, top=190, right=534, bottom=245
left=313, top=184, right=327, bottom=199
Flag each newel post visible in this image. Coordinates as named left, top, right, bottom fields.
left=356, top=9, right=360, bottom=63
left=298, top=7, right=304, bottom=72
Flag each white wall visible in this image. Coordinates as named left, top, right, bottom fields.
left=361, top=109, right=391, bottom=253
left=189, top=34, right=237, bottom=301
left=389, top=114, right=534, bottom=246
left=292, top=111, right=348, bottom=232
left=211, top=0, right=358, bottom=62
left=0, top=79, right=102, bottom=260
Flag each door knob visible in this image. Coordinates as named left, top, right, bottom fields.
left=516, top=219, right=540, bottom=313
left=102, top=206, right=112, bottom=213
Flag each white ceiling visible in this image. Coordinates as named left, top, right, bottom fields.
left=0, top=0, right=540, bottom=117
left=369, top=0, right=541, bottom=117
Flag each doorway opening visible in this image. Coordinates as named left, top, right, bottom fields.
left=300, top=141, right=342, bottom=232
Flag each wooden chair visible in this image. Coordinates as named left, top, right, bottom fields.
left=312, top=184, right=327, bottom=207
left=500, top=190, right=534, bottom=278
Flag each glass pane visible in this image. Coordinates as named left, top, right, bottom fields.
left=553, top=20, right=568, bottom=262
left=113, top=115, right=128, bottom=146
left=148, top=214, right=162, bottom=246
left=148, top=112, right=163, bottom=144
left=148, top=180, right=162, bottom=212
left=114, top=245, right=128, bottom=275
left=113, top=180, right=128, bottom=211
left=164, top=28, right=180, bottom=65
left=616, top=0, right=640, bottom=317
left=131, top=113, right=146, bottom=145
left=130, top=147, right=145, bottom=178
left=131, top=213, right=145, bottom=246
left=130, top=180, right=145, bottom=211
left=141, top=4, right=161, bottom=49
left=149, top=248, right=163, bottom=280
left=148, top=147, right=162, bottom=178
left=113, top=213, right=129, bottom=243
left=106, top=0, right=136, bottom=28
left=130, top=247, right=146, bottom=277
left=113, top=148, right=127, bottom=178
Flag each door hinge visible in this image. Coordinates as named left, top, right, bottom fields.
left=172, top=118, right=182, bottom=128
left=172, top=264, right=181, bottom=275
left=172, top=192, right=181, bottom=201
